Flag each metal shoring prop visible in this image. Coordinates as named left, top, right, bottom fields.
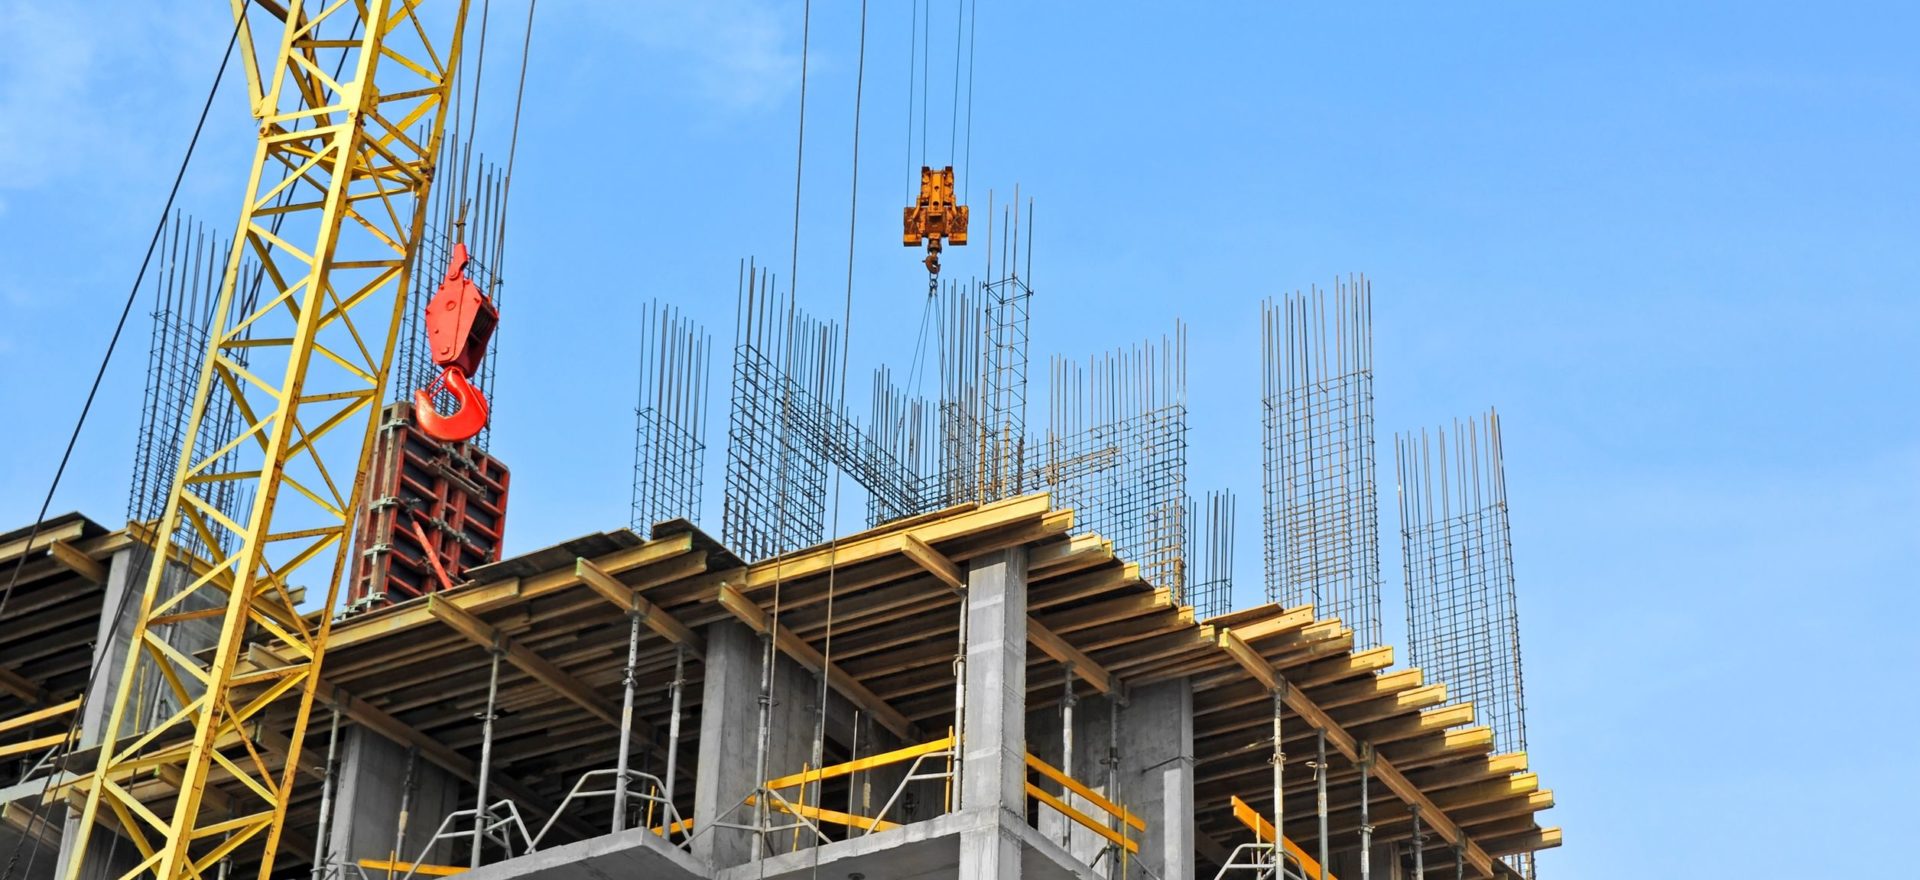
left=310, top=702, right=343, bottom=880
left=1453, top=844, right=1464, bottom=880
left=950, top=591, right=967, bottom=811
left=748, top=625, right=775, bottom=861
left=1410, top=805, right=1425, bottom=880
left=1314, top=729, right=1328, bottom=880
left=612, top=601, right=644, bottom=832
left=389, top=749, right=420, bottom=880
left=1107, top=690, right=1124, bottom=877
left=1060, top=662, right=1075, bottom=848
left=1358, top=745, right=1374, bottom=880
left=665, top=644, right=687, bottom=811
left=1270, top=686, right=1286, bottom=877
left=473, top=644, right=505, bottom=867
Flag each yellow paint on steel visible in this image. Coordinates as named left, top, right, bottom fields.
left=1025, top=782, right=1139, bottom=854
left=743, top=796, right=901, bottom=834
left=64, top=4, right=473, bottom=880
left=763, top=735, right=955, bottom=792
left=1023, top=751, right=1145, bottom=831
left=357, top=860, right=464, bottom=877
left=1230, top=795, right=1338, bottom=880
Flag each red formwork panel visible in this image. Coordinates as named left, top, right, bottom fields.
left=348, top=401, right=510, bottom=611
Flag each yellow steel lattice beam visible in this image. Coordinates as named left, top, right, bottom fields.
left=65, top=4, right=471, bottom=880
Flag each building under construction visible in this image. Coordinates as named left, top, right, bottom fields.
left=0, top=5, right=1558, bottom=880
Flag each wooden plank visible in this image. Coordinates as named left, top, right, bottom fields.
left=741, top=494, right=1052, bottom=590
left=0, top=668, right=45, bottom=705
left=45, top=541, right=107, bottom=585
left=0, top=518, right=88, bottom=565
left=575, top=557, right=707, bottom=656
left=426, top=596, right=621, bottom=728
left=324, top=533, right=699, bottom=651
left=1480, top=826, right=1561, bottom=856
left=1217, top=625, right=1497, bottom=878
left=898, top=535, right=964, bottom=592
left=1025, top=618, right=1114, bottom=695
left=716, top=583, right=918, bottom=741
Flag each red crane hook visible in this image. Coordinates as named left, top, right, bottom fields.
left=414, top=243, right=497, bottom=443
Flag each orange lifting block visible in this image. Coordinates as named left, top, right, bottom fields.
left=903, top=165, right=968, bottom=282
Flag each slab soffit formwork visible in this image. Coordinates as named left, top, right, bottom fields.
left=0, top=494, right=1558, bottom=878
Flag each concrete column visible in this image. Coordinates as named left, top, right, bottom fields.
left=57, top=549, right=156, bottom=880
left=326, top=726, right=462, bottom=871
left=692, top=620, right=760, bottom=868
left=691, top=619, right=823, bottom=867
left=1120, top=678, right=1194, bottom=880
left=959, top=546, right=1028, bottom=878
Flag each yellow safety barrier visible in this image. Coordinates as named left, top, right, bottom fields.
left=357, top=859, right=465, bottom=877
left=744, top=795, right=902, bottom=833
left=746, top=730, right=957, bottom=836
left=1023, top=751, right=1144, bottom=854
left=0, top=697, right=80, bottom=760
left=1229, top=795, right=1339, bottom=880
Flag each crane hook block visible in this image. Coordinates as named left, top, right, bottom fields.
left=903, top=166, right=968, bottom=281
left=414, top=243, right=497, bottom=443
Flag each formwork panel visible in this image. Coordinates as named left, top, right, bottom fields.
left=349, top=401, right=510, bottom=610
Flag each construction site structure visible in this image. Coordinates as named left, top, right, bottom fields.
left=0, top=3, right=1565, bottom=880
left=1, top=494, right=1559, bottom=880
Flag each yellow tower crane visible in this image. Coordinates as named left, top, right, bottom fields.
left=64, top=3, right=473, bottom=880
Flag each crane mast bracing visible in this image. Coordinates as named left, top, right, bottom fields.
left=65, top=3, right=472, bottom=880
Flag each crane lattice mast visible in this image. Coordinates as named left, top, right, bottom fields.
left=65, top=3, right=472, bottom=879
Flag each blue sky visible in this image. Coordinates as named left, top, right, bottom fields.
left=3, top=2, right=1917, bottom=876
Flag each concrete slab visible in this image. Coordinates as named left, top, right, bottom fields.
left=459, top=825, right=709, bottom=880
left=715, top=808, right=1102, bottom=880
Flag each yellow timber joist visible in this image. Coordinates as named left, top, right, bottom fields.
left=65, top=3, right=471, bottom=880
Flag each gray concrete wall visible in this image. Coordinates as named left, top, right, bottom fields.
left=325, top=725, right=463, bottom=871
left=691, top=620, right=825, bottom=868
left=1118, top=678, right=1193, bottom=880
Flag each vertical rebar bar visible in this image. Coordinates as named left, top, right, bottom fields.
left=1262, top=278, right=1380, bottom=646
left=1397, top=409, right=1529, bottom=764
